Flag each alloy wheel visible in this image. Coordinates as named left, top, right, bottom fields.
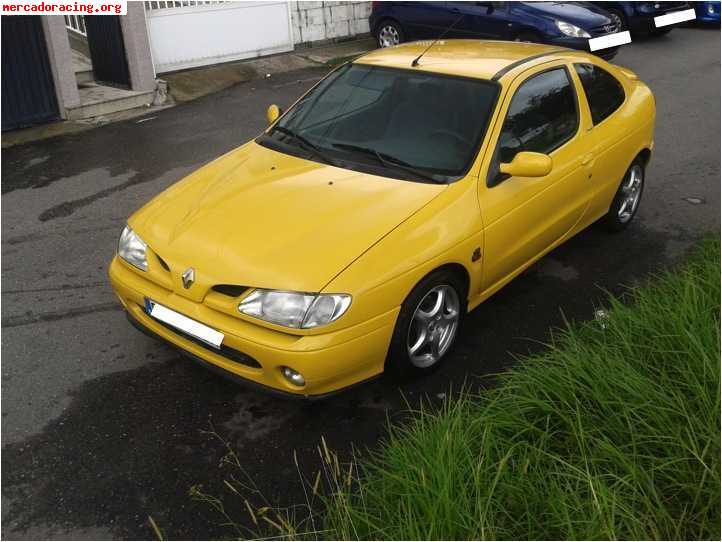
left=618, top=164, right=643, bottom=223
left=407, top=285, right=460, bottom=368
left=609, top=12, right=624, bottom=31
left=378, top=24, right=400, bottom=47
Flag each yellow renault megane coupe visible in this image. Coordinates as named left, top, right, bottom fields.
left=109, top=40, right=655, bottom=397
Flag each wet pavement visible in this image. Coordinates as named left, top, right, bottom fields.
left=2, top=28, right=720, bottom=539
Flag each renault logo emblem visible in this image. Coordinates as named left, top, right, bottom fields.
left=181, top=268, right=195, bottom=289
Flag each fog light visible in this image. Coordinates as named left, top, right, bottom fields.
left=281, top=366, right=305, bottom=386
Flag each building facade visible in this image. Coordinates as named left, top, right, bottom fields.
left=2, top=1, right=371, bottom=131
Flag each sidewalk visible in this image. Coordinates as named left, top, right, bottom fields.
left=164, top=37, right=375, bottom=103
left=1, top=37, right=376, bottom=148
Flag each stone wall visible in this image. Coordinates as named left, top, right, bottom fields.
left=290, top=1, right=372, bottom=46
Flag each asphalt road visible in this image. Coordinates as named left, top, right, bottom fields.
left=2, top=28, right=720, bottom=540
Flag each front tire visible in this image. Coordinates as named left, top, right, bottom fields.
left=386, top=270, right=465, bottom=380
left=376, top=19, right=404, bottom=48
left=604, top=159, right=645, bottom=232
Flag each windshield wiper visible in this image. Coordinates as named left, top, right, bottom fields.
left=270, top=126, right=338, bottom=167
left=332, top=142, right=445, bottom=184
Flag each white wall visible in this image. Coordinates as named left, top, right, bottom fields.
left=290, top=1, right=371, bottom=46
left=146, top=1, right=295, bottom=73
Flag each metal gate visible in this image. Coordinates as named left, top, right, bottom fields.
left=84, top=15, right=131, bottom=88
left=146, top=1, right=295, bottom=73
left=1, top=16, right=59, bottom=131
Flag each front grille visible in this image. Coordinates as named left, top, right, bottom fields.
left=591, top=23, right=620, bottom=35
left=140, top=304, right=262, bottom=369
left=211, top=284, right=249, bottom=298
left=156, top=255, right=170, bottom=271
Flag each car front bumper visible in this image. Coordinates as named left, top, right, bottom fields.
left=628, top=3, right=697, bottom=32
left=628, top=14, right=686, bottom=33
left=109, top=256, right=397, bottom=397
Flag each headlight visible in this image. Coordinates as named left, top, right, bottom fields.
left=118, top=225, right=148, bottom=271
left=555, top=20, right=591, bottom=38
left=238, top=289, right=351, bottom=329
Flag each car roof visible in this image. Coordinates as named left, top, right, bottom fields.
left=354, top=39, right=584, bottom=82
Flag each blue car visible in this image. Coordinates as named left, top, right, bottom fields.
left=369, top=1, right=623, bottom=60
left=589, top=2, right=691, bottom=35
left=695, top=1, right=721, bottom=24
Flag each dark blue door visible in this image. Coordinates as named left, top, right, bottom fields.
left=1, top=16, right=59, bottom=131
left=446, top=1, right=517, bottom=40
left=402, top=1, right=456, bottom=39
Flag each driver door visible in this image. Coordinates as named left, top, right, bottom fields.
left=479, top=63, right=594, bottom=292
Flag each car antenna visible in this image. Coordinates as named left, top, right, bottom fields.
left=411, top=13, right=465, bottom=67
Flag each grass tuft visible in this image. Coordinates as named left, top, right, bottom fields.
left=319, top=237, right=721, bottom=540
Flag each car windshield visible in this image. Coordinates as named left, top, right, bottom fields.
left=258, top=64, right=499, bottom=183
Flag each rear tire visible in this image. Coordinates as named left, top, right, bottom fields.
left=376, top=19, right=404, bottom=48
left=385, top=270, right=466, bottom=381
left=604, top=159, right=645, bottom=232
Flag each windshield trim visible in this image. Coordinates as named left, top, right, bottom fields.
left=256, top=63, right=501, bottom=184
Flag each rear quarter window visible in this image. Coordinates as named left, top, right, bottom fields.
left=574, top=63, right=626, bottom=125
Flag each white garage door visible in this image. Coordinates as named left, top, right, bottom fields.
left=145, top=1, right=295, bottom=74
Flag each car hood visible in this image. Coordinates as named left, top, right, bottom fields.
left=131, top=142, right=446, bottom=295
left=518, top=1, right=612, bottom=28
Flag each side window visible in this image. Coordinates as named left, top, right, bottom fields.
left=492, top=67, right=578, bottom=176
left=574, top=63, right=625, bottom=125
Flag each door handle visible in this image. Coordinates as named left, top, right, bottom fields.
left=581, top=153, right=594, bottom=166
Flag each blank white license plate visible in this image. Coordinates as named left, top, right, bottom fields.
left=146, top=299, right=224, bottom=349
left=588, top=30, right=631, bottom=51
left=654, top=8, right=696, bottom=28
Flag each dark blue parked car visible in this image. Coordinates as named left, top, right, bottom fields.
left=589, top=1, right=691, bottom=35
left=695, top=1, right=721, bottom=24
left=369, top=1, right=622, bottom=59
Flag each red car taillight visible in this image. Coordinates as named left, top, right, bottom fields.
left=371, top=1, right=380, bottom=11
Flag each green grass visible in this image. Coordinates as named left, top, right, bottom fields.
left=316, top=238, right=721, bottom=540
left=192, top=238, right=720, bottom=540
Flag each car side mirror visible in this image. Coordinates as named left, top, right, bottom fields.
left=499, top=151, right=552, bottom=178
left=266, top=104, right=281, bottom=124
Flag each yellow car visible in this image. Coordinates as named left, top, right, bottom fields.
left=109, top=40, right=655, bottom=397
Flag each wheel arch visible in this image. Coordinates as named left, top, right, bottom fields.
left=373, top=16, right=403, bottom=36
left=604, top=3, right=631, bottom=26
left=636, top=147, right=652, bottom=167
left=604, top=2, right=631, bottom=16
left=414, top=262, right=471, bottom=310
